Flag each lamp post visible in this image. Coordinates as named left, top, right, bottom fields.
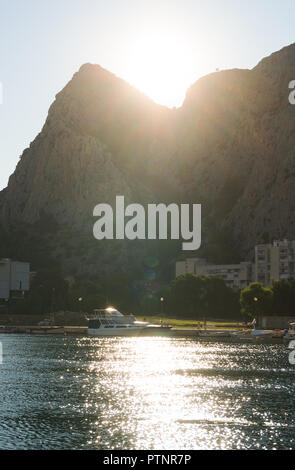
left=51, top=287, right=56, bottom=313
left=78, top=297, right=83, bottom=314
left=253, top=297, right=258, bottom=328
left=5, top=298, right=9, bottom=315
left=160, top=297, right=164, bottom=316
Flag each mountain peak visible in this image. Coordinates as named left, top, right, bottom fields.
left=78, top=62, right=102, bottom=72
left=253, top=42, right=295, bottom=73
left=77, top=62, right=114, bottom=78
left=1, top=43, right=295, bottom=276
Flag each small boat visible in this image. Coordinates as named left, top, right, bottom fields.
left=87, top=307, right=152, bottom=337
left=230, top=328, right=278, bottom=341
left=283, top=322, right=295, bottom=341
left=230, top=330, right=252, bottom=340
left=250, top=329, right=274, bottom=338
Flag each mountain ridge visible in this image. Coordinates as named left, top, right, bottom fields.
left=1, top=42, right=295, bottom=279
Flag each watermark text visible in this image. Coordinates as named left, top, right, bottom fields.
left=93, top=196, right=201, bottom=251
left=288, top=340, right=295, bottom=365
left=288, top=80, right=295, bottom=105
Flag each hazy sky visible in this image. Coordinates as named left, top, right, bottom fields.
left=0, top=0, right=295, bottom=190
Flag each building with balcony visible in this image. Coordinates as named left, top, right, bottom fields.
left=176, top=257, right=254, bottom=291
left=176, top=239, right=295, bottom=290
left=255, top=239, right=295, bottom=286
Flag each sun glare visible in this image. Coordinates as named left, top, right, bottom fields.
left=122, top=32, right=198, bottom=108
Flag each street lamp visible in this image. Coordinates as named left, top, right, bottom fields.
left=78, top=297, right=83, bottom=314
left=253, top=297, right=258, bottom=328
left=160, top=297, right=164, bottom=316
left=51, top=287, right=56, bottom=313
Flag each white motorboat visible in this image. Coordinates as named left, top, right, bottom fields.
left=87, top=307, right=151, bottom=336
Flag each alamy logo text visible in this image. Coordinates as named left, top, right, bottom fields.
left=93, top=196, right=201, bottom=251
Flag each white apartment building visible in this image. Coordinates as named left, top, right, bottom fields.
left=255, top=239, right=295, bottom=286
left=0, top=259, right=30, bottom=300
left=176, top=258, right=253, bottom=290
left=176, top=258, right=208, bottom=278
left=196, top=261, right=253, bottom=291
left=176, top=239, right=295, bottom=290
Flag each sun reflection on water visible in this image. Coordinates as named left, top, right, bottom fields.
left=0, top=335, right=295, bottom=449
left=81, top=337, right=295, bottom=450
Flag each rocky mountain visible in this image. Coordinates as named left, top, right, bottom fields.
left=1, top=43, right=295, bottom=279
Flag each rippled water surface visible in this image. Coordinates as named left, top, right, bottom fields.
left=0, top=334, right=294, bottom=450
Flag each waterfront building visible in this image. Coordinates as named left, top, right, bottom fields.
left=255, top=239, right=295, bottom=286
left=176, top=258, right=253, bottom=291
left=0, top=259, right=30, bottom=300
left=176, top=239, right=295, bottom=290
left=175, top=258, right=207, bottom=278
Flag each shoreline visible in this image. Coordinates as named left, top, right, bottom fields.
left=0, top=325, right=289, bottom=343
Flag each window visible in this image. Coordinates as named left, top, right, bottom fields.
left=89, top=319, right=101, bottom=329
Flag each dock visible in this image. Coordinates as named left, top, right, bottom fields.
left=0, top=325, right=88, bottom=335
left=0, top=325, right=233, bottom=338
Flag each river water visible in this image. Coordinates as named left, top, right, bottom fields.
left=0, top=334, right=294, bottom=450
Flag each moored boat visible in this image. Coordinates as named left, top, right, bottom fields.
left=229, top=329, right=252, bottom=340
left=87, top=307, right=153, bottom=336
left=230, top=329, right=274, bottom=340
left=283, top=322, right=295, bottom=341
left=250, top=329, right=274, bottom=338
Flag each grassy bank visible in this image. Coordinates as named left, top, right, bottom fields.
left=136, top=315, right=242, bottom=329
left=0, top=311, right=242, bottom=329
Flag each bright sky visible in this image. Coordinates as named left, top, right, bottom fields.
left=0, top=0, right=295, bottom=190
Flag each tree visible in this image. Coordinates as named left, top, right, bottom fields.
left=204, top=276, right=240, bottom=319
left=169, top=274, right=241, bottom=320
left=10, top=267, right=69, bottom=315
left=240, top=283, right=273, bottom=325
left=170, top=274, right=207, bottom=318
left=67, top=280, right=105, bottom=313
left=272, top=278, right=295, bottom=315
